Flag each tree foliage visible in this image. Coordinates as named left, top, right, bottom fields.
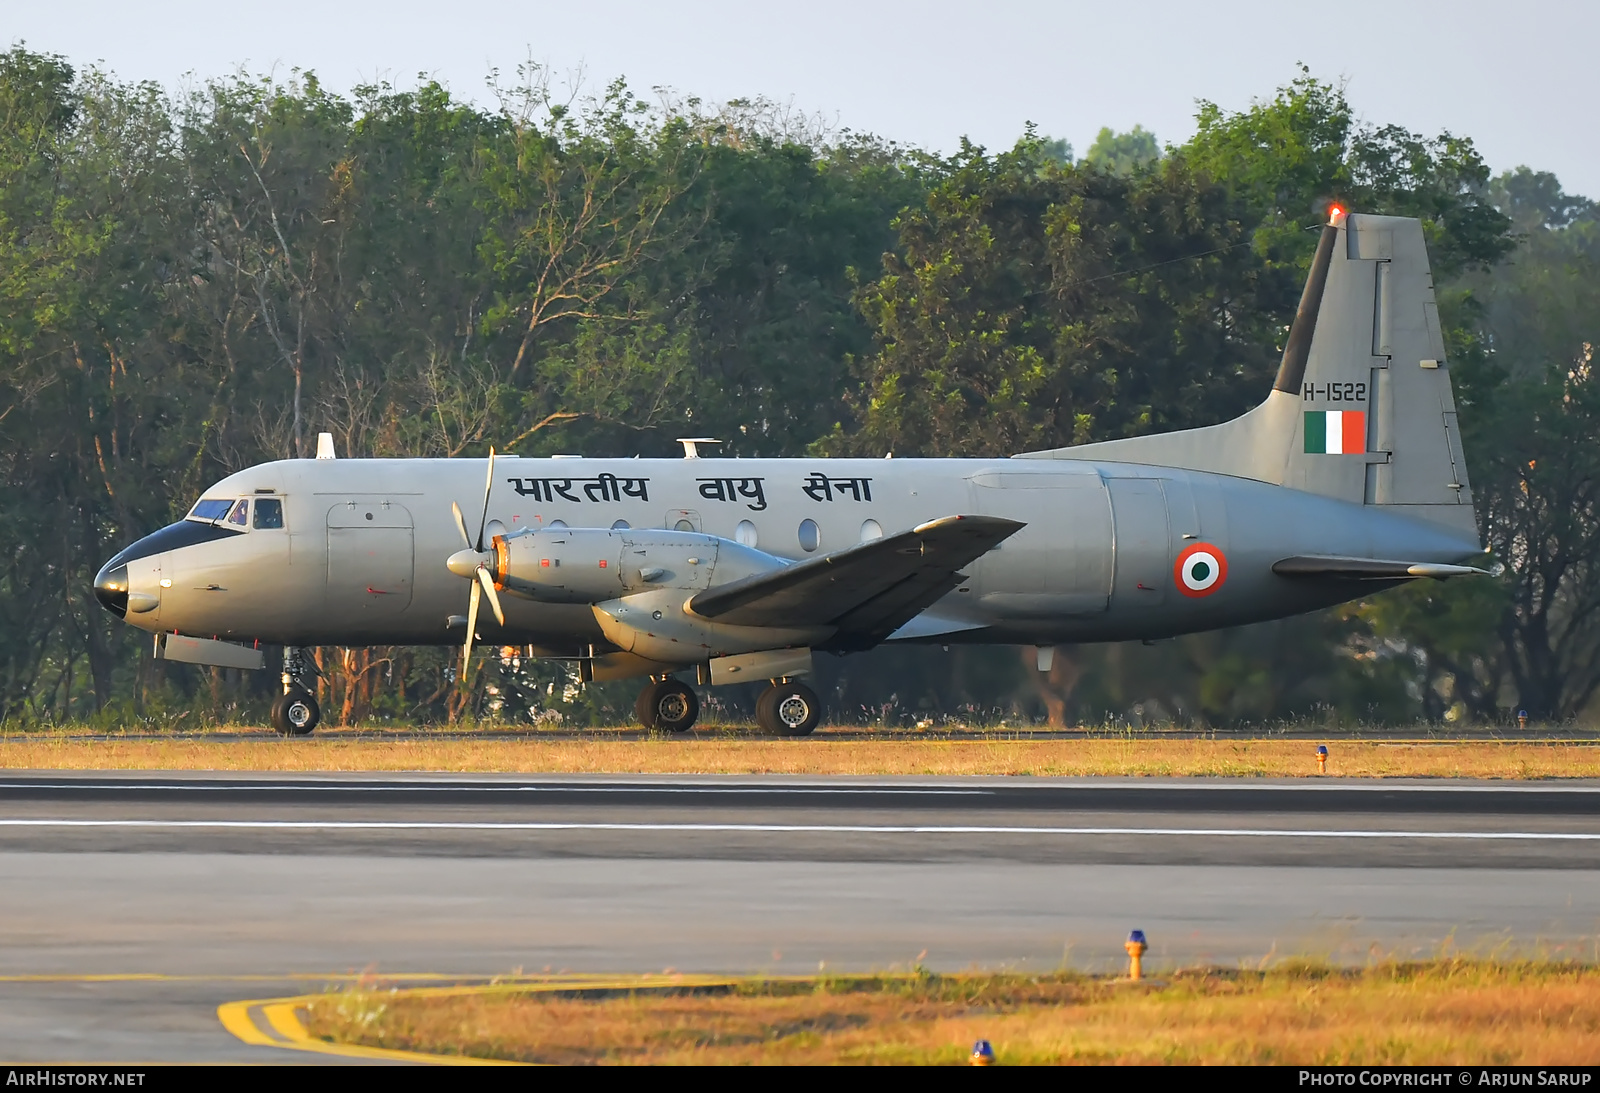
left=1454, top=186, right=1600, bottom=717
left=1083, top=126, right=1159, bottom=175
left=826, top=138, right=1287, bottom=456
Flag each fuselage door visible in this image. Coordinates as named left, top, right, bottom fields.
left=327, top=500, right=415, bottom=614
left=968, top=470, right=1112, bottom=615
left=1108, top=478, right=1171, bottom=608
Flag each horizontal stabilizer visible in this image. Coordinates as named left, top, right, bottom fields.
left=1272, top=555, right=1487, bottom=581
left=688, top=515, right=1022, bottom=648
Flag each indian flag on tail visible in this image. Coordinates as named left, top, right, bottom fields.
left=1304, top=410, right=1366, bottom=454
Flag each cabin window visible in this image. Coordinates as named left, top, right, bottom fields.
left=547, top=519, right=568, bottom=530
left=798, top=519, right=820, bottom=552
left=189, top=498, right=232, bottom=522
left=611, top=519, right=630, bottom=531
left=253, top=498, right=284, bottom=529
left=227, top=499, right=250, bottom=526
left=860, top=519, right=883, bottom=542
left=735, top=519, right=758, bottom=548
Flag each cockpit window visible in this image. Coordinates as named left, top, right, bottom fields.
left=189, top=499, right=233, bottom=522
left=253, top=498, right=284, bottom=529
left=227, top=499, right=250, bottom=526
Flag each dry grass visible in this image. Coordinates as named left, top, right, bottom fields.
left=304, top=962, right=1600, bottom=1065
left=2, top=733, right=1600, bottom=778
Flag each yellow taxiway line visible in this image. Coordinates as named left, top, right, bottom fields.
left=217, top=974, right=747, bottom=1065
left=218, top=994, right=517, bottom=1064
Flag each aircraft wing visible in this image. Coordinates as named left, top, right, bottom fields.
left=1272, top=556, right=1487, bottom=580
left=688, top=515, right=1023, bottom=648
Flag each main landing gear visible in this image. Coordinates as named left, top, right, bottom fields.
left=636, top=677, right=700, bottom=733
left=271, top=646, right=321, bottom=736
left=630, top=675, right=821, bottom=736
left=756, top=680, right=820, bottom=736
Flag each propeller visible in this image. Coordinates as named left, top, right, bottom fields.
left=447, top=447, right=506, bottom=678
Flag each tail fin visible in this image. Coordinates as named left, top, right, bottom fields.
left=1016, top=210, right=1480, bottom=541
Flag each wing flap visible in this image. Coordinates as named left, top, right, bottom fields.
left=688, top=515, right=1023, bottom=638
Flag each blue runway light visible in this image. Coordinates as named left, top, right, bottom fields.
left=970, top=1039, right=995, bottom=1065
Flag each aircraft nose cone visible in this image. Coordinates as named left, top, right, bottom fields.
left=447, top=548, right=489, bottom=579
left=94, top=562, right=129, bottom=619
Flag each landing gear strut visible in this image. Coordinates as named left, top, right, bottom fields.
left=271, top=646, right=320, bottom=736
left=756, top=679, right=820, bottom=736
left=635, top=677, right=699, bottom=733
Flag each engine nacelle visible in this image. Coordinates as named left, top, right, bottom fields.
left=492, top=526, right=781, bottom=604
left=492, top=527, right=626, bottom=603
left=592, top=586, right=832, bottom=665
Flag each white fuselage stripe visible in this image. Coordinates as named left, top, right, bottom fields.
left=3, top=819, right=1599, bottom=840
left=4, top=780, right=1600, bottom=795
left=0, top=783, right=988, bottom=796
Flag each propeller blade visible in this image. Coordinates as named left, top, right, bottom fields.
left=451, top=501, right=472, bottom=550
left=476, top=564, right=505, bottom=627
left=475, top=446, right=496, bottom=551
left=462, top=577, right=481, bottom=680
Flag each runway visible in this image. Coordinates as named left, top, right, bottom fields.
left=4, top=771, right=1600, bottom=1062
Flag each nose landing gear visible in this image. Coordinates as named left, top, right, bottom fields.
left=271, top=646, right=321, bottom=736
left=635, top=677, right=699, bottom=733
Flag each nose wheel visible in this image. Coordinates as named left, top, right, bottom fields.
left=636, top=678, right=699, bottom=733
left=271, top=687, right=320, bottom=736
left=271, top=646, right=321, bottom=736
left=756, top=680, right=820, bottom=736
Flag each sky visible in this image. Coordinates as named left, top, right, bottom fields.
left=7, top=0, right=1596, bottom=196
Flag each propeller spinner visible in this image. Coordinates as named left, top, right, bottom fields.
left=448, top=447, right=506, bottom=678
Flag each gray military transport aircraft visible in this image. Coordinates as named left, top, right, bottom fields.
left=93, top=210, right=1487, bottom=736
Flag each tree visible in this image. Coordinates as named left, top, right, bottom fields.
left=680, top=131, right=930, bottom=456
left=1449, top=183, right=1600, bottom=718
left=825, top=135, right=1287, bottom=458
left=1183, top=70, right=1512, bottom=274
left=477, top=68, right=701, bottom=384
left=1083, top=126, right=1158, bottom=175
left=0, top=49, right=192, bottom=718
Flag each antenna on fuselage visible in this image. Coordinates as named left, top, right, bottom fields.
left=315, top=432, right=337, bottom=459
left=676, top=438, right=722, bottom=459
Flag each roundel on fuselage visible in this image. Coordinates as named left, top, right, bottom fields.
left=1174, top=542, right=1228, bottom=598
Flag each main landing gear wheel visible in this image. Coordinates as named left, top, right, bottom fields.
left=755, top=685, right=778, bottom=732
left=757, top=681, right=820, bottom=737
left=637, top=678, right=699, bottom=734
left=271, top=686, right=320, bottom=736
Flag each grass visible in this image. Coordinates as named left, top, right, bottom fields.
left=2, top=732, right=1600, bottom=778
left=303, top=961, right=1600, bottom=1065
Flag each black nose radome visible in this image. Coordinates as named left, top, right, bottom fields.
left=94, top=562, right=129, bottom=619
